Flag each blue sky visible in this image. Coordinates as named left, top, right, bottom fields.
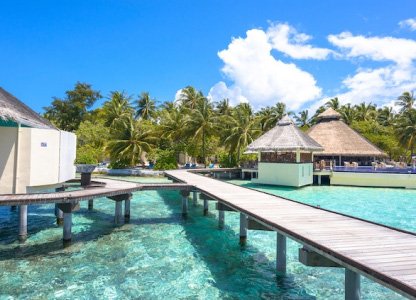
left=1, top=0, right=416, bottom=113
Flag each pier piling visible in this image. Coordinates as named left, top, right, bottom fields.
left=180, top=191, right=190, bottom=217
left=115, top=201, right=123, bottom=224
left=88, top=200, right=94, bottom=211
left=345, top=269, right=361, bottom=300
left=276, top=232, right=287, bottom=273
left=192, top=191, right=198, bottom=207
left=124, top=198, right=131, bottom=221
left=63, top=212, right=72, bottom=242
left=239, top=213, right=247, bottom=245
left=218, top=209, right=225, bottom=229
left=18, top=205, right=27, bottom=242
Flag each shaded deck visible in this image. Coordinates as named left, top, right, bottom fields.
left=165, top=169, right=416, bottom=299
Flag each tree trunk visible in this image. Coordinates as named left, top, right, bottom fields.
left=202, top=129, right=206, bottom=168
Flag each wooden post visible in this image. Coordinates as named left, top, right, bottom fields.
left=276, top=232, right=287, bottom=273
left=124, top=197, right=131, bottom=221
left=63, top=212, right=72, bottom=242
left=19, top=205, right=27, bottom=242
left=241, top=171, right=245, bottom=180
left=218, top=209, right=225, bottom=229
left=192, top=191, right=198, bottom=207
left=88, top=200, right=94, bottom=211
left=318, top=175, right=322, bottom=185
left=115, top=201, right=123, bottom=224
left=345, top=269, right=361, bottom=300
left=239, top=213, right=247, bottom=245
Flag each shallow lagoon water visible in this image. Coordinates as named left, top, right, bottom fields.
left=0, top=176, right=411, bottom=299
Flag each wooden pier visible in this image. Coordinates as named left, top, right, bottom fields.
left=165, top=169, right=416, bottom=300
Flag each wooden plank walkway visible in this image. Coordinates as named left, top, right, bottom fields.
left=0, top=178, right=192, bottom=206
left=165, top=169, right=416, bottom=299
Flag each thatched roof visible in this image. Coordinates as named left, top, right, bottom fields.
left=247, top=116, right=323, bottom=152
left=307, top=108, right=387, bottom=157
left=0, top=87, right=54, bottom=129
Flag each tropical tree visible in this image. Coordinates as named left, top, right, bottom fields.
left=339, top=104, right=356, bottom=125
left=257, top=102, right=287, bottom=131
left=135, top=92, right=156, bottom=120
left=215, top=98, right=232, bottom=116
left=223, top=103, right=261, bottom=161
left=178, top=86, right=205, bottom=109
left=295, top=110, right=310, bottom=128
left=325, top=97, right=340, bottom=110
left=396, top=91, right=415, bottom=113
left=185, top=97, right=217, bottom=166
left=395, top=109, right=416, bottom=160
left=107, top=115, right=157, bottom=167
left=44, top=82, right=101, bottom=131
left=102, top=91, right=133, bottom=128
left=377, top=106, right=395, bottom=126
left=355, top=102, right=376, bottom=121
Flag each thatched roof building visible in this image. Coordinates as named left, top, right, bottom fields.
left=248, top=116, right=323, bottom=152
left=0, top=87, right=54, bottom=129
left=307, top=108, right=386, bottom=160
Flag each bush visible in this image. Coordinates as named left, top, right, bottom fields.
left=108, top=157, right=131, bottom=169
left=218, top=151, right=238, bottom=168
left=75, top=145, right=99, bottom=164
left=153, top=149, right=178, bottom=170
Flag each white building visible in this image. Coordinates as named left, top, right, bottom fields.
left=247, top=116, right=323, bottom=187
left=0, top=87, right=76, bottom=194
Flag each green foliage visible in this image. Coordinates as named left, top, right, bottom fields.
left=153, top=149, right=178, bottom=170
left=218, top=151, right=238, bottom=168
left=43, top=82, right=101, bottom=132
left=108, top=157, right=131, bottom=169
left=75, top=145, right=99, bottom=164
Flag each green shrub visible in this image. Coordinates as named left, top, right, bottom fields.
left=75, top=145, right=99, bottom=164
left=218, top=151, right=238, bottom=168
left=153, top=149, right=178, bottom=170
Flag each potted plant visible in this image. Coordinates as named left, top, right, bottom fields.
left=75, top=147, right=98, bottom=187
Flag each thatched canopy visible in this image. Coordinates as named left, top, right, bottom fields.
left=0, top=87, right=54, bottom=129
left=247, top=116, right=323, bottom=152
left=307, top=108, right=387, bottom=157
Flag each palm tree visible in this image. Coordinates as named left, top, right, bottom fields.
left=257, top=102, right=287, bottom=131
left=223, top=103, right=261, bottom=162
left=102, top=91, right=133, bottom=128
left=135, top=92, right=156, bottom=120
left=215, top=98, right=232, bottom=116
left=178, top=86, right=205, bottom=109
left=325, top=97, right=340, bottom=110
left=377, top=106, right=395, bottom=126
left=355, top=102, right=376, bottom=121
left=295, top=110, right=310, bottom=128
left=396, top=91, right=415, bottom=113
left=185, top=97, right=217, bottom=167
left=396, top=109, right=416, bottom=160
left=159, top=107, right=187, bottom=143
left=339, top=104, right=356, bottom=125
left=107, top=115, right=157, bottom=167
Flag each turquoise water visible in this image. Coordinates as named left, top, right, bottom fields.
left=228, top=180, right=416, bottom=232
left=0, top=176, right=409, bottom=299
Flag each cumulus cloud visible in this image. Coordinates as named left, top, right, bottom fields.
left=328, top=32, right=416, bottom=66
left=267, top=23, right=333, bottom=60
left=399, top=18, right=416, bottom=31
left=209, top=22, right=416, bottom=113
left=209, top=27, right=322, bottom=110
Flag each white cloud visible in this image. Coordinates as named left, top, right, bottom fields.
left=267, top=23, right=333, bottom=60
left=328, top=32, right=416, bottom=66
left=399, top=18, right=416, bottom=31
left=207, top=82, right=248, bottom=105
left=209, top=27, right=322, bottom=110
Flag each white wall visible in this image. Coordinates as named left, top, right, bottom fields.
left=59, top=130, right=76, bottom=182
left=0, top=126, right=76, bottom=194
left=330, top=172, right=416, bottom=189
left=253, top=162, right=313, bottom=187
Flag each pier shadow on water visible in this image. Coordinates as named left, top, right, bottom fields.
left=156, top=190, right=316, bottom=299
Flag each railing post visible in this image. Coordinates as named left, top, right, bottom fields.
left=19, top=205, right=28, bottom=242
left=240, top=213, right=247, bottom=245
left=276, top=232, right=287, bottom=273
left=345, top=269, right=361, bottom=300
